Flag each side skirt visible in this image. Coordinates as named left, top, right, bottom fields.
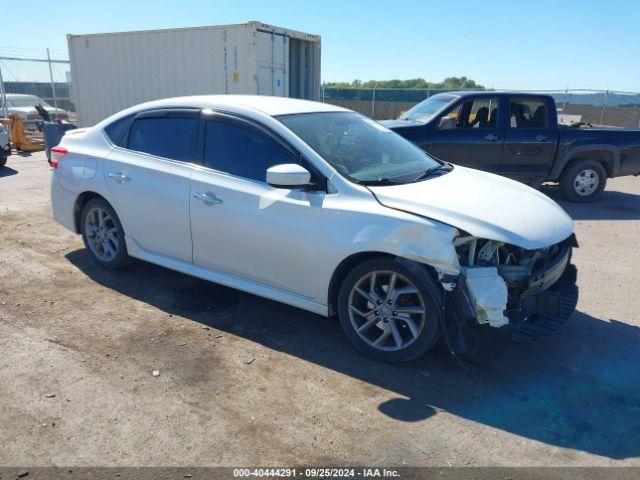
left=125, top=237, right=329, bottom=316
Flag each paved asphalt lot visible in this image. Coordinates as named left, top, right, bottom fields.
left=1, top=151, right=639, bottom=467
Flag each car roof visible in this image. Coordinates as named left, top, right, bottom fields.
left=434, top=90, right=553, bottom=98
left=127, top=95, right=349, bottom=117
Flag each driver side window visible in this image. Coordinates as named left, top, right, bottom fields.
left=437, top=97, right=499, bottom=130
left=203, top=119, right=299, bottom=182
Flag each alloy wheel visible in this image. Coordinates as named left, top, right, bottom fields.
left=347, top=270, right=426, bottom=351
left=573, top=168, right=599, bottom=197
left=84, top=207, right=120, bottom=262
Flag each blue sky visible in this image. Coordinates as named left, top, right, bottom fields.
left=4, top=0, right=640, bottom=91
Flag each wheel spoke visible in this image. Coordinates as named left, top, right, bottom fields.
left=372, top=329, right=390, bottom=347
left=392, top=315, right=419, bottom=338
left=102, top=240, right=116, bottom=258
left=385, top=273, right=397, bottom=301
left=392, top=286, right=418, bottom=304
left=356, top=316, right=380, bottom=334
left=389, top=320, right=403, bottom=348
left=107, top=233, right=119, bottom=249
left=349, top=304, right=375, bottom=319
left=394, top=305, right=425, bottom=315
left=355, top=286, right=377, bottom=305
left=369, top=272, right=377, bottom=298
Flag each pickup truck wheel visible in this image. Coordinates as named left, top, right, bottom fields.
left=559, top=159, right=607, bottom=202
left=338, top=258, right=442, bottom=363
left=81, top=198, right=132, bottom=270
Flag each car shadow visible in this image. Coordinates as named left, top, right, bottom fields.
left=0, top=166, right=18, bottom=178
left=541, top=185, right=640, bottom=221
left=66, top=249, right=640, bottom=460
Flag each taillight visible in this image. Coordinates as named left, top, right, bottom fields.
left=50, top=146, right=68, bottom=169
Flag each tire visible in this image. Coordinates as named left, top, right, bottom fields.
left=0, top=156, right=6, bottom=168
left=80, top=198, right=132, bottom=270
left=337, top=257, right=442, bottom=363
left=559, top=159, right=607, bottom=202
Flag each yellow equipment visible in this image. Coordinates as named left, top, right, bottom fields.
left=5, top=113, right=44, bottom=152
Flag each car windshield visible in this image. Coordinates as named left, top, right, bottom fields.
left=278, top=111, right=442, bottom=184
left=6, top=96, right=51, bottom=108
left=400, top=94, right=459, bottom=122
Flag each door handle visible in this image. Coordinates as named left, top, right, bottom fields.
left=484, top=134, right=500, bottom=142
left=193, top=191, right=224, bottom=206
left=535, top=134, right=548, bottom=142
left=108, top=171, right=131, bottom=183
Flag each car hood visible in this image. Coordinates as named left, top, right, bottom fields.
left=8, top=107, right=67, bottom=115
left=379, top=118, right=425, bottom=129
left=369, top=166, right=574, bottom=250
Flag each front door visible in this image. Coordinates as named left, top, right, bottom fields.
left=189, top=112, right=325, bottom=298
left=425, top=96, right=504, bottom=172
left=104, top=109, right=198, bottom=262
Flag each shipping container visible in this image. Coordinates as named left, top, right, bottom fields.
left=67, top=21, right=321, bottom=126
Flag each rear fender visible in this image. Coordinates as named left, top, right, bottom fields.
left=550, top=144, right=620, bottom=179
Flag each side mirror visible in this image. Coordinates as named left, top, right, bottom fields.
left=266, top=164, right=312, bottom=189
left=438, top=116, right=457, bottom=130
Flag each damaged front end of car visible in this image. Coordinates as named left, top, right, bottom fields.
left=442, top=233, right=579, bottom=353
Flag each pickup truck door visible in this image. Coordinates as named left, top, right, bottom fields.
left=501, top=96, right=559, bottom=179
left=423, top=95, right=504, bottom=171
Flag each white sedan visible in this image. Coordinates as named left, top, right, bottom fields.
left=3, top=94, right=69, bottom=127
left=50, top=95, right=578, bottom=362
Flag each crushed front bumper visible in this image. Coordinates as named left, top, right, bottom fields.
left=509, top=263, right=579, bottom=343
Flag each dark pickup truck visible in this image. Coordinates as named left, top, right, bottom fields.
left=382, top=91, right=640, bottom=201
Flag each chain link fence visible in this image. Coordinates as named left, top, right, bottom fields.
left=2, top=45, right=639, bottom=130
left=0, top=46, right=74, bottom=121
left=322, top=86, right=640, bottom=128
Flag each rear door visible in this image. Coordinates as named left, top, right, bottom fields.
left=501, top=96, right=558, bottom=179
left=104, top=109, right=198, bottom=262
left=425, top=95, right=504, bottom=171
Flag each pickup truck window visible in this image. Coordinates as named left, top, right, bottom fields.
left=510, top=97, right=547, bottom=128
left=400, top=94, right=459, bottom=122
left=438, top=97, right=499, bottom=130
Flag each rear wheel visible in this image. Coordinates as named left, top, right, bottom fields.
left=338, top=258, right=442, bottom=363
left=559, top=159, right=606, bottom=202
left=0, top=156, right=7, bottom=168
left=81, top=198, right=131, bottom=269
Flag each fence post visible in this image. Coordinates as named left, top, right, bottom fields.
left=46, top=48, right=59, bottom=118
left=371, top=87, right=376, bottom=119
left=599, top=91, right=607, bottom=125
left=0, top=62, right=7, bottom=118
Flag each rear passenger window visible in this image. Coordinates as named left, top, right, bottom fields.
left=104, top=114, right=134, bottom=147
left=510, top=97, right=547, bottom=128
left=128, top=117, right=197, bottom=161
left=203, top=120, right=298, bottom=182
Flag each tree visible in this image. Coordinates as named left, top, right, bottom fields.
left=324, top=77, right=484, bottom=90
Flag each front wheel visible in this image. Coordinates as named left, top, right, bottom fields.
left=81, top=198, right=132, bottom=270
left=338, top=258, right=442, bottom=363
left=559, top=159, right=607, bottom=202
left=0, top=156, right=7, bottom=168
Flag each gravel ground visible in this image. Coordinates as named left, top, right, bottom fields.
left=1, top=151, right=639, bottom=467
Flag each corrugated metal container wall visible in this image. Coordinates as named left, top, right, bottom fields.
left=68, top=22, right=321, bottom=126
